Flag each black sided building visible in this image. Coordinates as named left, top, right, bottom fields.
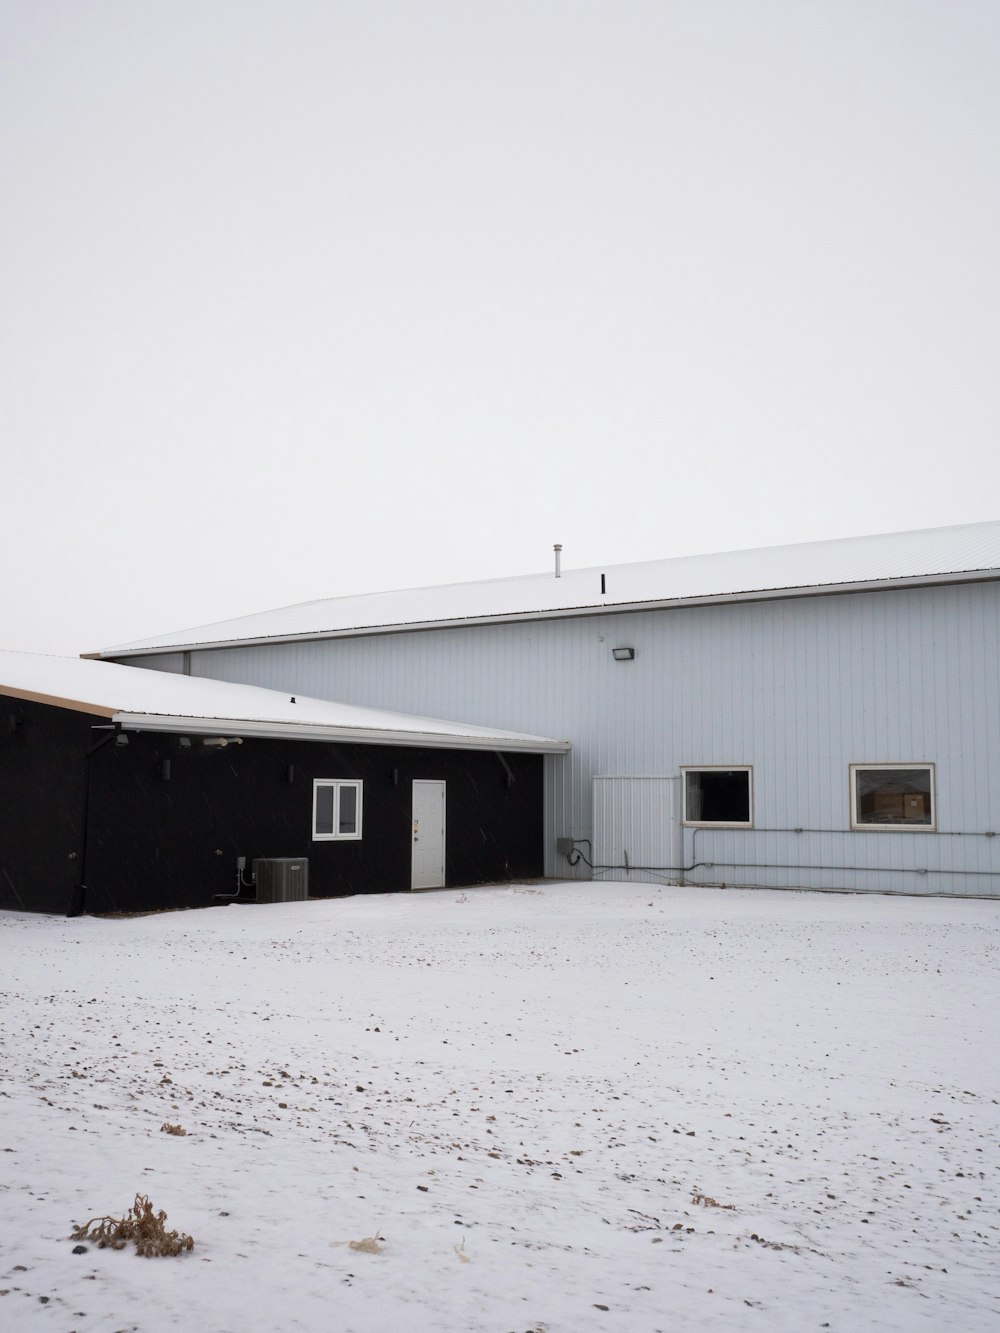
left=0, top=651, right=568, bottom=914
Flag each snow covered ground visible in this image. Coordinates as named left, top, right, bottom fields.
left=1, top=882, right=997, bottom=1332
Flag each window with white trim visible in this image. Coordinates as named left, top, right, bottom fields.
left=682, top=767, right=753, bottom=827
left=850, top=764, right=934, bottom=830
left=312, top=779, right=363, bottom=840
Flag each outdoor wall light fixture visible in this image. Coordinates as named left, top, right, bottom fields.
left=612, top=646, right=635, bottom=661
left=115, top=733, right=130, bottom=747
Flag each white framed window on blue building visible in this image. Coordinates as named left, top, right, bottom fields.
left=850, top=764, right=935, bottom=831
left=312, top=779, right=363, bottom=840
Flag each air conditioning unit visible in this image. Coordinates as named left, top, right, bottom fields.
left=252, top=858, right=309, bottom=903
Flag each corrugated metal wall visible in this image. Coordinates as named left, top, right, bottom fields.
left=127, top=652, right=187, bottom=673
left=592, top=776, right=680, bottom=884
left=148, top=581, right=1000, bottom=896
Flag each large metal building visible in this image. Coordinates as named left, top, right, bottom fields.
left=95, top=520, right=1000, bottom=897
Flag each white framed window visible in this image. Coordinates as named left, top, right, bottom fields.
left=681, top=766, right=753, bottom=827
left=312, top=779, right=363, bottom=840
left=850, top=764, right=935, bottom=831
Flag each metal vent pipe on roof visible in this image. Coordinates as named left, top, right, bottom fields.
left=554, top=544, right=562, bottom=578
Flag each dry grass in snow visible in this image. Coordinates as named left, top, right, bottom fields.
left=0, top=881, right=998, bottom=1331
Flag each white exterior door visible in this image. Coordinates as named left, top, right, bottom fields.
left=592, top=776, right=680, bottom=884
left=411, top=780, right=446, bottom=889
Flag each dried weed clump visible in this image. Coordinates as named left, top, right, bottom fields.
left=348, top=1235, right=384, bottom=1254
left=160, top=1123, right=187, bottom=1136
left=692, top=1192, right=735, bottom=1210
left=70, top=1194, right=194, bottom=1257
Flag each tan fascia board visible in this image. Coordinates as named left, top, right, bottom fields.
left=0, top=685, right=114, bottom=718
left=114, top=713, right=571, bottom=754
left=94, top=568, right=1000, bottom=659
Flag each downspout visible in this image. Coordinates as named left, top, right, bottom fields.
left=67, top=726, right=120, bottom=917
left=494, top=752, right=516, bottom=877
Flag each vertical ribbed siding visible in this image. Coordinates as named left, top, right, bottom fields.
left=593, top=776, right=679, bottom=884
left=172, top=582, right=1000, bottom=896
left=125, top=652, right=187, bottom=674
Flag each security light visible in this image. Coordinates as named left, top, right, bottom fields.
left=612, top=646, right=635, bottom=661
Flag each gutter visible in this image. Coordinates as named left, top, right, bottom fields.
left=113, top=713, right=571, bottom=754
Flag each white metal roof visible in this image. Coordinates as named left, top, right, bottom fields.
left=0, top=650, right=570, bottom=753
left=96, top=519, right=1000, bottom=657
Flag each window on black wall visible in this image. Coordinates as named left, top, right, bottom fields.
left=312, top=779, right=363, bottom=840
left=682, top=767, right=753, bottom=826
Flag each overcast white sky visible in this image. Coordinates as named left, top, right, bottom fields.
left=3, top=0, right=999, bottom=655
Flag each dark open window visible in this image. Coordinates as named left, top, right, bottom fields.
left=682, top=767, right=752, bottom=826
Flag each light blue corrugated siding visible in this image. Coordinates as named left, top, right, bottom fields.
left=593, top=776, right=680, bottom=885
left=126, top=652, right=187, bottom=674
left=174, top=581, right=1000, bottom=896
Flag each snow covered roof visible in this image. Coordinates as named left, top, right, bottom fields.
left=0, top=651, right=570, bottom=753
left=96, top=519, right=1000, bottom=657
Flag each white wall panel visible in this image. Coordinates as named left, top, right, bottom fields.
left=593, top=776, right=679, bottom=885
